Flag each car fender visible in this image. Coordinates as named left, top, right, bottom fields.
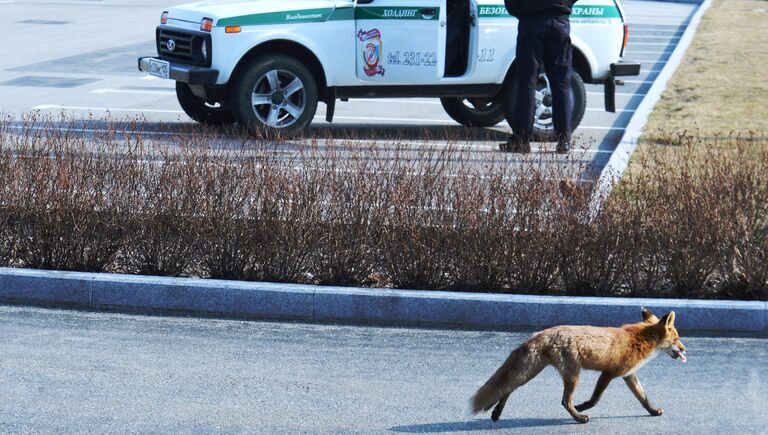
left=570, top=35, right=598, bottom=81
left=213, top=29, right=338, bottom=87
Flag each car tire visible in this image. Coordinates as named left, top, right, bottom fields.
left=500, top=71, right=587, bottom=142
left=231, top=54, right=318, bottom=138
left=175, top=82, right=236, bottom=125
left=440, top=97, right=506, bottom=127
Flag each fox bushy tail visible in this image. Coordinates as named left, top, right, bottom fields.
left=470, top=343, right=547, bottom=414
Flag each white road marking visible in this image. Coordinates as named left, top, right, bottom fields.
left=631, top=36, right=682, bottom=41
left=91, top=91, right=444, bottom=106
left=141, top=76, right=160, bottom=81
left=30, top=105, right=627, bottom=131
left=4, top=124, right=180, bottom=136
left=348, top=98, right=440, bottom=105
left=628, top=42, right=676, bottom=46
left=587, top=91, right=645, bottom=97
left=3, top=124, right=617, bottom=154
left=621, top=80, right=656, bottom=84
left=624, top=50, right=675, bottom=55
left=33, top=104, right=184, bottom=114
left=586, top=107, right=636, bottom=113
left=318, top=116, right=627, bottom=130
left=318, top=115, right=451, bottom=124
left=92, top=88, right=175, bottom=96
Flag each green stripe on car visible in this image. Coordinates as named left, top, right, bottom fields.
left=328, top=7, right=354, bottom=21
left=216, top=4, right=616, bottom=27
left=217, top=6, right=439, bottom=27
left=355, top=7, right=440, bottom=21
left=478, top=5, right=620, bottom=18
left=217, top=8, right=336, bottom=27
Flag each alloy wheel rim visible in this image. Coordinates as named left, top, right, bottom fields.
left=250, top=69, right=306, bottom=129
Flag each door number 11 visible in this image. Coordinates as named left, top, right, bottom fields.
left=478, top=48, right=495, bottom=62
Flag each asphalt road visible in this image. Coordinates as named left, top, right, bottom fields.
left=0, top=0, right=698, bottom=176
left=0, top=305, right=766, bottom=433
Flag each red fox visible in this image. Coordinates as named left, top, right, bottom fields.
left=470, top=308, right=687, bottom=423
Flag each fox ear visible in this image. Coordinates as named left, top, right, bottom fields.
left=641, top=307, right=656, bottom=322
left=660, top=311, right=676, bottom=329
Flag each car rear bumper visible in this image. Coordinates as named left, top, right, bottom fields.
left=604, top=61, right=642, bottom=112
left=138, top=56, right=219, bottom=85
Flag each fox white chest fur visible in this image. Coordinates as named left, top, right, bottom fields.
left=626, top=350, right=659, bottom=376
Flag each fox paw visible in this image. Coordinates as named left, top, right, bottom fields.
left=648, top=407, right=664, bottom=416
left=574, top=414, right=590, bottom=424
left=575, top=402, right=593, bottom=412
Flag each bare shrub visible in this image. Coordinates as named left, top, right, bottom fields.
left=615, top=134, right=768, bottom=299
left=196, top=153, right=260, bottom=280
left=0, top=114, right=765, bottom=300
left=120, top=145, right=205, bottom=276
left=557, top=182, right=626, bottom=297
left=378, top=145, right=457, bottom=290
left=308, top=141, right=384, bottom=286
left=2, top=119, right=124, bottom=271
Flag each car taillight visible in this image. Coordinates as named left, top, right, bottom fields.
left=201, top=17, right=214, bottom=32
left=161, top=11, right=169, bottom=24
left=622, top=23, right=629, bottom=56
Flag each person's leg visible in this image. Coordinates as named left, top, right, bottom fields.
left=510, top=18, right=544, bottom=150
left=543, top=16, right=573, bottom=148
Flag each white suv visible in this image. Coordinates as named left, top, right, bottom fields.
left=139, top=0, right=640, bottom=138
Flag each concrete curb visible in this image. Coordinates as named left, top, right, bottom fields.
left=0, top=268, right=765, bottom=338
left=594, top=0, right=714, bottom=197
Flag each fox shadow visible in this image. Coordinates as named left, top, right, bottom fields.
left=389, top=414, right=655, bottom=433
left=389, top=418, right=571, bottom=433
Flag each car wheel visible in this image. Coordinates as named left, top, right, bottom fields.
left=500, top=71, right=587, bottom=142
left=231, top=54, right=318, bottom=138
left=440, top=97, right=506, bottom=127
left=175, top=82, right=236, bottom=125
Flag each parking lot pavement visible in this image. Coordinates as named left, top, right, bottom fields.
left=0, top=305, right=766, bottom=433
left=1, top=0, right=698, bottom=175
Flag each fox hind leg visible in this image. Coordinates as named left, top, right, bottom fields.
left=575, top=372, right=614, bottom=412
left=490, top=392, right=511, bottom=422
left=474, top=347, right=547, bottom=422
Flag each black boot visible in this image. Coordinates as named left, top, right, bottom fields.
left=556, top=138, right=571, bottom=154
left=499, top=135, right=531, bottom=153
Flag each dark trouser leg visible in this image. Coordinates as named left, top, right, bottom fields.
left=543, top=16, right=574, bottom=142
left=513, top=19, right=543, bottom=142
left=548, top=64, right=573, bottom=142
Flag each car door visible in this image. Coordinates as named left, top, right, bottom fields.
left=354, top=0, right=446, bottom=84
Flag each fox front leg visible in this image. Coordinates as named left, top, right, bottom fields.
left=561, top=370, right=589, bottom=423
left=575, top=372, right=614, bottom=412
left=623, top=374, right=663, bottom=416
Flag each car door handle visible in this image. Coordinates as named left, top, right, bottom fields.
left=421, top=7, right=436, bottom=18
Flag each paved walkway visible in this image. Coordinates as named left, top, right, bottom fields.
left=0, top=305, right=765, bottom=433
